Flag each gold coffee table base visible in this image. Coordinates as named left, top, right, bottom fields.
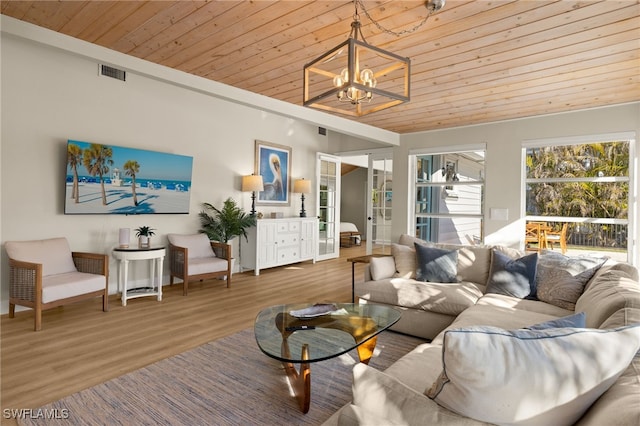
left=277, top=313, right=378, bottom=413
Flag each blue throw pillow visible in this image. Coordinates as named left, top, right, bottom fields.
left=414, top=243, right=458, bottom=283
left=486, top=250, right=538, bottom=299
left=526, top=312, right=586, bottom=330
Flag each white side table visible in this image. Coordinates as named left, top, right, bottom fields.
left=112, top=247, right=165, bottom=306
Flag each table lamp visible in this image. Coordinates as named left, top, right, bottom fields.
left=293, top=178, right=312, bottom=218
left=242, top=174, right=264, bottom=216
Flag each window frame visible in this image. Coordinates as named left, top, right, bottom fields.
left=521, top=132, right=636, bottom=264
left=408, top=143, right=486, bottom=244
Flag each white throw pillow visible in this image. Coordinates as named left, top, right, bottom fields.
left=426, top=324, right=640, bottom=426
left=369, top=256, right=396, bottom=281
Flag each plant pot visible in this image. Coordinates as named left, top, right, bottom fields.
left=138, top=236, right=150, bottom=248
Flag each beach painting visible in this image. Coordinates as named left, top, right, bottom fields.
left=255, top=140, right=291, bottom=206
left=65, top=140, right=193, bottom=214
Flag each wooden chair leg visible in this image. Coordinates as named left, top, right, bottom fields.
left=34, top=305, right=42, bottom=331
left=183, top=279, right=188, bottom=296
left=9, top=303, right=15, bottom=318
left=103, top=292, right=109, bottom=312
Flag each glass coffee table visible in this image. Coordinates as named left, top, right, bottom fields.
left=254, top=303, right=401, bottom=413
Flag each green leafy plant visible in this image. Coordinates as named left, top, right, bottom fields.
left=134, top=226, right=156, bottom=237
left=199, top=198, right=255, bottom=243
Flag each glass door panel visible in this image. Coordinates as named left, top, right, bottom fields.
left=317, top=154, right=340, bottom=260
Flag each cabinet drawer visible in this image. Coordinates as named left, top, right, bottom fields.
left=278, top=246, right=299, bottom=262
left=278, top=234, right=299, bottom=246
left=277, top=221, right=300, bottom=233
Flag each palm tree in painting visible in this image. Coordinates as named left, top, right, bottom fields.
left=67, top=143, right=83, bottom=203
left=123, top=160, right=140, bottom=206
left=82, top=144, right=114, bottom=206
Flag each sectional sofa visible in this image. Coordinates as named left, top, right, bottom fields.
left=323, top=234, right=640, bottom=425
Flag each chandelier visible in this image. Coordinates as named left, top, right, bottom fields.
left=303, top=0, right=445, bottom=117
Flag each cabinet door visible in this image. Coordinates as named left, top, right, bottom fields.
left=300, top=219, right=316, bottom=260
left=257, top=222, right=278, bottom=267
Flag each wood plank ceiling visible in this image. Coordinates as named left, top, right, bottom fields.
left=2, top=0, right=639, bottom=134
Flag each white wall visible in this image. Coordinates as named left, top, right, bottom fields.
left=0, top=33, right=338, bottom=312
left=397, top=103, right=640, bottom=254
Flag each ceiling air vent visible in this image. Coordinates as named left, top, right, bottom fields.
left=99, top=64, right=126, bottom=82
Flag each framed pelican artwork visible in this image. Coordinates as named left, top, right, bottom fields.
left=255, top=140, right=291, bottom=206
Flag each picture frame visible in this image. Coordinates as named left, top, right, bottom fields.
left=255, top=140, right=291, bottom=206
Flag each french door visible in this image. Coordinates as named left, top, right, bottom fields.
left=366, top=152, right=393, bottom=254
left=316, top=153, right=341, bottom=261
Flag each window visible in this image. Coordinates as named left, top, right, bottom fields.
left=523, top=133, right=635, bottom=262
left=410, top=146, right=485, bottom=244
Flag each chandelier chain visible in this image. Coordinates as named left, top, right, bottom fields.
left=355, top=0, right=438, bottom=37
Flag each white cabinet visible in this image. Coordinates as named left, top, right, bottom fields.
left=241, top=217, right=317, bottom=276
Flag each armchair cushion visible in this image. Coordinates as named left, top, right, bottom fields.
left=186, top=257, right=229, bottom=276
left=42, top=272, right=106, bottom=304
left=167, top=233, right=216, bottom=259
left=5, top=237, right=77, bottom=276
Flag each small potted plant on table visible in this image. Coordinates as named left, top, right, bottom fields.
left=135, top=226, right=156, bottom=248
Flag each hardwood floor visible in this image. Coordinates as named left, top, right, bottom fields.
left=1, top=245, right=367, bottom=423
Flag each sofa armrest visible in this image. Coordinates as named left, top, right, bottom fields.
left=8, top=259, right=42, bottom=302
left=72, top=252, right=108, bottom=276
left=210, top=241, right=231, bottom=261
left=168, top=243, right=187, bottom=276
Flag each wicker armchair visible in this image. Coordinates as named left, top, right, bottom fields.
left=6, top=237, right=109, bottom=331
left=167, top=233, right=232, bottom=296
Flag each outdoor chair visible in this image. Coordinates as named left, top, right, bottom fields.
left=167, top=233, right=232, bottom=296
left=545, top=223, right=569, bottom=254
left=525, top=222, right=548, bottom=252
left=5, top=237, right=109, bottom=331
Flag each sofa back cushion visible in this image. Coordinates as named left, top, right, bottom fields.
left=5, top=237, right=77, bottom=276
left=391, top=243, right=416, bottom=278
left=167, top=233, right=216, bottom=259
left=395, top=236, right=493, bottom=285
left=575, top=269, right=640, bottom=328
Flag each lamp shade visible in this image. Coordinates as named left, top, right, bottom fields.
left=294, top=178, right=312, bottom=194
left=242, top=174, right=264, bottom=192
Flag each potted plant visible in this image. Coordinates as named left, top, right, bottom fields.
left=134, top=226, right=156, bottom=248
left=198, top=198, right=255, bottom=244
left=199, top=198, right=256, bottom=276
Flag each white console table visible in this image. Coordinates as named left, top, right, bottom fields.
left=240, top=217, right=317, bottom=276
left=112, top=247, right=165, bottom=306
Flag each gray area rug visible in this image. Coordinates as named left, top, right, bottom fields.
left=20, top=328, right=425, bottom=425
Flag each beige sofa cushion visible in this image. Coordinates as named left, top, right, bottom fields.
left=42, top=272, right=106, bottom=304
left=437, top=244, right=493, bottom=286
left=355, top=278, right=483, bottom=317
left=5, top=237, right=77, bottom=276
left=339, top=363, right=490, bottom=426
left=391, top=243, right=416, bottom=279
left=431, top=301, right=570, bottom=345
left=427, top=324, right=640, bottom=426
left=392, top=236, right=493, bottom=285
left=478, top=293, right=574, bottom=317
left=575, top=269, right=640, bottom=328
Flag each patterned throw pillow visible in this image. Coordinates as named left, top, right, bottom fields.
left=536, top=252, right=607, bottom=310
